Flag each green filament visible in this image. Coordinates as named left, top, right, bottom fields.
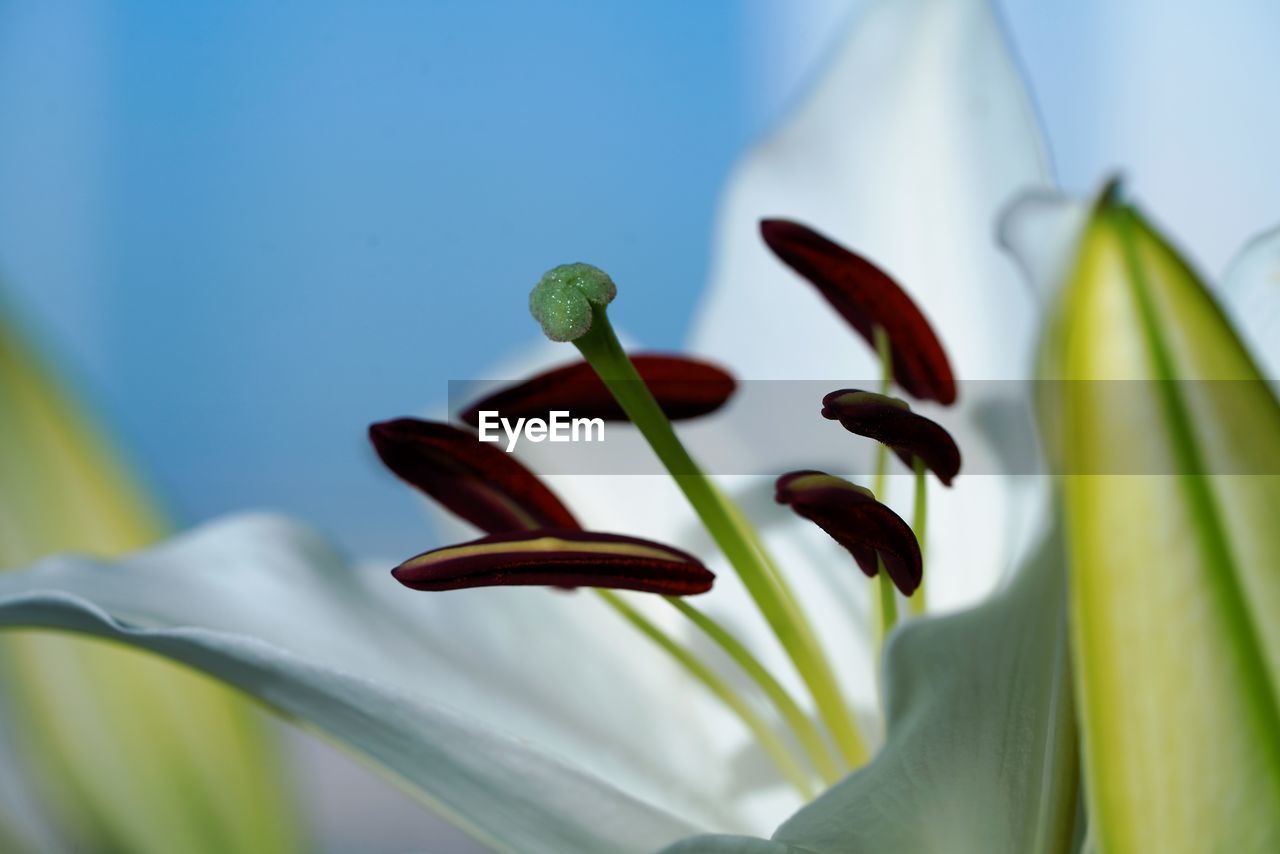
left=871, top=324, right=898, bottom=644
left=596, top=590, right=815, bottom=797
left=908, top=456, right=928, bottom=615
left=666, top=598, right=841, bottom=784
left=573, top=310, right=867, bottom=767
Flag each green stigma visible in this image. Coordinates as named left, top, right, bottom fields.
left=529, top=263, right=617, bottom=342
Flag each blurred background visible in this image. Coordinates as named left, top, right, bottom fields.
left=3, top=0, right=1278, bottom=563
left=1, top=1, right=1277, bottom=850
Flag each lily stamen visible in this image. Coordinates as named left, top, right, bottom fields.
left=821, top=389, right=962, bottom=486
left=760, top=219, right=956, bottom=405
left=774, top=471, right=922, bottom=597
left=369, top=418, right=579, bottom=533
left=764, top=220, right=959, bottom=635
left=530, top=262, right=869, bottom=767
left=458, top=353, right=736, bottom=426
left=392, top=529, right=715, bottom=595
left=664, top=597, right=842, bottom=785
left=822, top=389, right=960, bottom=615
left=598, top=590, right=817, bottom=799
left=370, top=413, right=840, bottom=790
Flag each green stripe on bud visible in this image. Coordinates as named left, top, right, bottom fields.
left=1036, top=187, right=1280, bottom=852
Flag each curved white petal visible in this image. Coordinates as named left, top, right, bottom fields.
left=0, top=515, right=729, bottom=851
left=998, top=190, right=1091, bottom=303
left=663, top=530, right=1078, bottom=854
left=1219, top=224, right=1280, bottom=383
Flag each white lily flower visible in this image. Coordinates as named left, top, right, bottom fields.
left=0, top=0, right=1057, bottom=851
left=1, top=0, right=1278, bottom=847
left=542, top=0, right=1052, bottom=733
left=20, top=0, right=1280, bottom=851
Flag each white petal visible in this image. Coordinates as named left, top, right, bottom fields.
left=1219, top=224, right=1280, bottom=383
left=0, top=515, right=720, bottom=851
left=997, top=190, right=1089, bottom=300
left=692, top=0, right=1050, bottom=383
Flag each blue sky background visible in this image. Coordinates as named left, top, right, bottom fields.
left=1, top=0, right=1277, bottom=558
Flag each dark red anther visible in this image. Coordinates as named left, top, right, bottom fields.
left=458, top=353, right=736, bottom=427
left=392, top=529, right=715, bottom=595
left=821, top=390, right=961, bottom=485
left=761, top=219, right=956, bottom=405
left=775, top=470, right=922, bottom=595
left=369, top=418, right=580, bottom=534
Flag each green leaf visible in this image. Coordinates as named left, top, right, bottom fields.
left=0, top=515, right=703, bottom=854
left=663, top=530, right=1080, bottom=853
left=1035, top=191, right=1280, bottom=851
left=0, top=299, right=300, bottom=853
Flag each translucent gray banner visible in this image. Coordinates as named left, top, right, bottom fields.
left=446, top=379, right=1280, bottom=476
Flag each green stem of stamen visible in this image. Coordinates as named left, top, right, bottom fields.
left=710, top=482, right=811, bottom=647
left=873, top=554, right=898, bottom=645
left=871, top=324, right=897, bottom=646
left=666, top=597, right=841, bottom=784
left=908, top=456, right=928, bottom=615
left=709, top=483, right=848, bottom=779
left=575, top=311, right=867, bottom=767
left=596, top=590, right=815, bottom=798
left=872, top=324, right=893, bottom=498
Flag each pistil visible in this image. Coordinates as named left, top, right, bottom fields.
left=532, top=264, right=868, bottom=767
left=909, top=456, right=928, bottom=615
left=872, top=324, right=896, bottom=643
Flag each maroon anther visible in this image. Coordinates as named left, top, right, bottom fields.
left=392, top=529, right=715, bottom=595
left=775, top=470, right=922, bottom=595
left=821, top=390, right=961, bottom=485
left=761, top=219, right=956, bottom=405
left=458, top=353, right=737, bottom=427
left=369, top=418, right=580, bottom=534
